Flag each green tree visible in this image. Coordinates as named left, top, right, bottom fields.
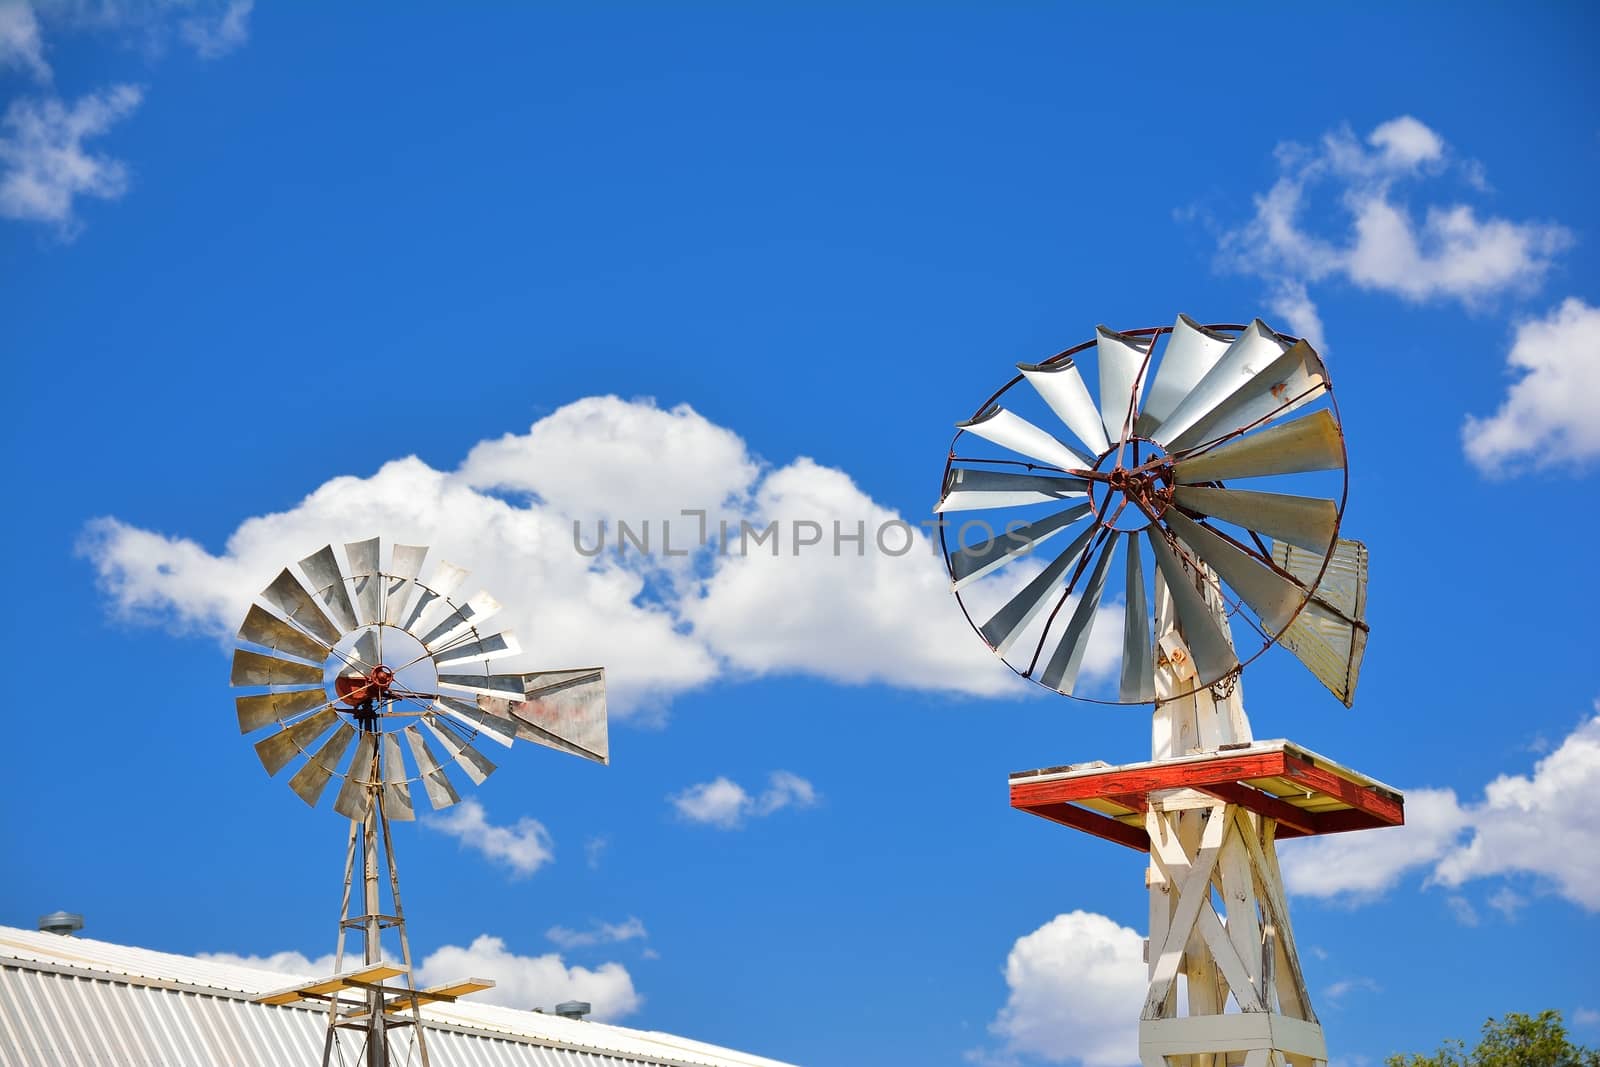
left=1387, top=1010, right=1600, bottom=1067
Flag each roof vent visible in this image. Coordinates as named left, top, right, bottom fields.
left=554, top=1000, right=591, bottom=1020
left=38, top=911, right=84, bottom=936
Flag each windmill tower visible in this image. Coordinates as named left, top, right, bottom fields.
left=938, top=318, right=1403, bottom=1067
left=230, top=537, right=608, bottom=1066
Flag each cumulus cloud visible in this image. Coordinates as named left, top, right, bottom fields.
left=0, top=2, right=50, bottom=80
left=1209, top=116, right=1570, bottom=347
left=1280, top=713, right=1600, bottom=912
left=179, top=0, right=251, bottom=59
left=985, top=911, right=1144, bottom=1067
left=546, top=916, right=647, bottom=950
left=670, top=771, right=818, bottom=829
left=199, top=948, right=336, bottom=978
left=1462, top=298, right=1600, bottom=476
left=424, top=798, right=554, bottom=878
left=81, top=396, right=1028, bottom=716
left=0, top=84, right=142, bottom=230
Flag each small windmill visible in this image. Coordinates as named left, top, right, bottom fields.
left=939, top=318, right=1403, bottom=1067
left=230, top=537, right=607, bottom=1067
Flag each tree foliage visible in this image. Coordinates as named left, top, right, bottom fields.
left=1387, top=1010, right=1600, bottom=1067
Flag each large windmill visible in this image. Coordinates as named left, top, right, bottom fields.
left=230, top=537, right=608, bottom=1067
left=939, top=318, right=1403, bottom=1067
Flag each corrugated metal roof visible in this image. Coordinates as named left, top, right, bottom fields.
left=0, top=927, right=797, bottom=1067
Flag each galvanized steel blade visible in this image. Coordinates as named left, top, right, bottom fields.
left=298, top=545, right=360, bottom=634
left=978, top=523, right=1099, bottom=656
left=422, top=714, right=496, bottom=785
left=481, top=668, right=609, bottom=764
left=380, top=733, right=415, bottom=822
left=949, top=503, right=1091, bottom=590
left=1166, top=340, right=1327, bottom=454
left=1173, top=409, right=1343, bottom=484
left=1096, top=326, right=1152, bottom=444
left=1135, top=315, right=1235, bottom=438
left=287, top=723, right=356, bottom=807
left=431, top=629, right=522, bottom=667
left=437, top=672, right=531, bottom=700
left=384, top=544, right=429, bottom=625
left=237, top=605, right=330, bottom=664
left=935, top=468, right=1088, bottom=513
left=254, top=706, right=340, bottom=777
left=1152, top=320, right=1289, bottom=448
left=232, top=648, right=325, bottom=687
left=260, top=568, right=343, bottom=646
left=1272, top=538, right=1369, bottom=706
left=1165, top=510, right=1307, bottom=637
left=1119, top=531, right=1155, bottom=702
left=236, top=689, right=330, bottom=734
left=402, top=725, right=461, bottom=810
left=1017, top=358, right=1111, bottom=456
left=1146, top=529, right=1241, bottom=684
left=352, top=629, right=381, bottom=672
left=345, top=538, right=382, bottom=627
left=402, top=562, right=469, bottom=632
left=956, top=407, right=1093, bottom=471
left=1039, top=533, right=1116, bottom=694
left=420, top=590, right=503, bottom=652
left=333, top=733, right=378, bottom=820
left=434, top=695, right=517, bottom=748
left=1171, top=485, right=1338, bottom=553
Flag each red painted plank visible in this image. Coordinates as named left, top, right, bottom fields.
left=1195, top=781, right=1319, bottom=835
left=1280, top=756, right=1404, bottom=826
left=1010, top=751, right=1289, bottom=807
left=1021, top=801, right=1150, bottom=852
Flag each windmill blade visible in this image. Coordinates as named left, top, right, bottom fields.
left=1171, top=485, right=1338, bottom=554
left=1018, top=359, right=1110, bottom=456
left=480, top=668, right=608, bottom=765
left=978, top=524, right=1099, bottom=655
left=380, top=733, right=415, bottom=822
left=260, top=569, right=343, bottom=646
left=1119, top=531, right=1155, bottom=702
left=254, top=707, right=340, bottom=776
left=237, top=605, right=329, bottom=664
left=237, top=689, right=331, bottom=734
left=949, top=504, right=1091, bottom=590
left=434, top=696, right=517, bottom=748
left=1165, top=511, right=1307, bottom=636
left=1146, top=530, right=1241, bottom=684
left=352, top=629, right=381, bottom=673
left=298, top=545, right=360, bottom=634
left=421, top=714, right=496, bottom=785
left=420, top=590, right=503, bottom=652
left=333, top=733, right=379, bottom=821
left=384, top=544, right=429, bottom=625
left=1152, top=320, right=1289, bottom=449
left=1136, top=315, right=1234, bottom=438
left=436, top=673, right=526, bottom=700
left=1273, top=538, right=1369, bottom=706
left=345, top=538, right=382, bottom=627
left=956, top=407, right=1093, bottom=471
left=402, top=725, right=462, bottom=810
left=431, top=629, right=522, bottom=667
left=1039, top=534, right=1116, bottom=694
left=402, top=562, right=468, bottom=632
left=1096, top=326, right=1151, bottom=445
left=935, top=468, right=1088, bottom=513
left=232, top=648, right=325, bottom=688
left=287, top=723, right=356, bottom=807
left=1166, top=340, right=1327, bottom=454
left=1173, top=409, right=1343, bottom=484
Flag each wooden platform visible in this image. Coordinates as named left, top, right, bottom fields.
left=1009, top=739, right=1404, bottom=852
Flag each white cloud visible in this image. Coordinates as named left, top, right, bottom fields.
left=424, top=798, right=554, bottom=878
left=198, top=948, right=336, bottom=978
left=1444, top=896, right=1479, bottom=927
left=82, top=396, right=1029, bottom=715
left=546, top=916, right=647, bottom=950
left=1281, top=713, right=1600, bottom=912
left=1211, top=116, right=1570, bottom=346
left=986, top=911, right=1144, bottom=1067
left=584, top=835, right=608, bottom=870
left=179, top=0, right=250, bottom=58
left=1323, top=976, right=1381, bottom=1004
left=418, top=935, right=640, bottom=1020
left=1487, top=887, right=1526, bottom=921
left=1462, top=298, right=1600, bottom=476
left=0, top=2, right=50, bottom=80
left=670, top=770, right=818, bottom=829
left=0, top=84, right=141, bottom=230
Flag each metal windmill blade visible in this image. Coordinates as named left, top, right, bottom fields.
left=939, top=315, right=1368, bottom=706
left=229, top=536, right=611, bottom=812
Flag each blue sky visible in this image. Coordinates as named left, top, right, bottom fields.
left=3, top=3, right=1599, bottom=1065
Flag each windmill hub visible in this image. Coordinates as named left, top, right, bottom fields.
left=1087, top=438, right=1174, bottom=533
